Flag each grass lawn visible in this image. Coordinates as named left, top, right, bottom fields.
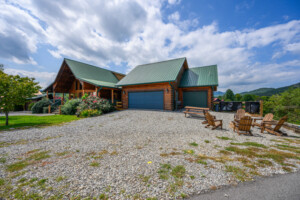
left=0, top=115, right=79, bottom=131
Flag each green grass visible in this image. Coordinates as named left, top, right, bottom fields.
left=171, top=165, right=186, bottom=178
left=0, top=178, right=5, bottom=186
left=0, top=157, right=6, bottom=163
left=216, top=136, right=233, bottom=140
left=183, top=149, right=195, bottom=154
left=275, top=144, right=300, bottom=153
left=189, top=142, right=198, bottom=147
left=204, top=140, right=210, bottom=143
left=225, top=165, right=250, bottom=181
left=230, top=142, right=268, bottom=149
left=55, top=176, right=67, bottom=182
left=28, top=151, right=51, bottom=161
left=6, top=161, right=29, bottom=172
left=89, top=161, right=100, bottom=167
left=0, top=115, right=79, bottom=131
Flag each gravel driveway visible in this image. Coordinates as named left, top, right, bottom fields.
left=0, top=110, right=299, bottom=199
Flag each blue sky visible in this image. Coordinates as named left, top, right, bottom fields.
left=1, top=0, right=300, bottom=92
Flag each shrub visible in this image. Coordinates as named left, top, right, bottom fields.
left=77, top=95, right=114, bottom=116
left=61, top=99, right=82, bottom=115
left=80, top=109, right=102, bottom=118
left=42, top=107, right=48, bottom=113
left=28, top=102, right=35, bottom=111
left=31, top=98, right=52, bottom=114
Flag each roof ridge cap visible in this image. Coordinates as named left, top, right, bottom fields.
left=190, top=65, right=217, bottom=69
left=64, top=58, right=125, bottom=75
left=136, top=57, right=186, bottom=67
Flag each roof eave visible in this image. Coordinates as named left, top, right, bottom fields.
left=116, top=80, right=176, bottom=87
left=179, top=84, right=218, bottom=88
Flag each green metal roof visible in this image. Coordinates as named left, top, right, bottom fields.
left=116, top=57, right=186, bottom=86
left=64, top=58, right=122, bottom=88
left=179, top=65, right=218, bottom=87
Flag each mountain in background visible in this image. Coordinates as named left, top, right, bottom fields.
left=214, top=91, right=225, bottom=97
left=240, top=82, right=300, bottom=96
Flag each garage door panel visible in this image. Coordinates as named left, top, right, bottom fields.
left=183, top=91, right=208, bottom=108
left=128, top=91, right=164, bottom=109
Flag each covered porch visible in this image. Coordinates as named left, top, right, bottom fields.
left=43, top=59, right=122, bottom=105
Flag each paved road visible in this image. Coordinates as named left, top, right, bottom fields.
left=190, top=171, right=300, bottom=200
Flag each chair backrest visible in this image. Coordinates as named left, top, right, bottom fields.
left=238, top=116, right=253, bottom=131
left=273, top=115, right=288, bottom=131
left=263, top=113, right=273, bottom=121
left=235, top=109, right=245, bottom=120
left=205, top=112, right=216, bottom=127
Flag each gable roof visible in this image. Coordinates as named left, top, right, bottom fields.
left=179, top=65, right=218, bottom=87
left=64, top=58, right=123, bottom=88
left=116, top=57, right=186, bottom=86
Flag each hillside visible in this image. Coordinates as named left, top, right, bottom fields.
left=214, top=91, right=225, bottom=97
left=241, top=82, right=300, bottom=96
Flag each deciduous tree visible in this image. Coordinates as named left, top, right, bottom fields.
left=0, top=72, right=41, bottom=125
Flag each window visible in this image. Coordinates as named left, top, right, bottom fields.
left=75, top=81, right=78, bottom=90
left=79, top=82, right=82, bottom=90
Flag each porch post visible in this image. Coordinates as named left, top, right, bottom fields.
left=53, top=91, right=55, bottom=103
left=82, top=82, right=85, bottom=97
left=95, top=87, right=98, bottom=97
left=46, top=91, right=49, bottom=99
left=62, top=93, right=64, bottom=105
left=111, top=89, right=114, bottom=104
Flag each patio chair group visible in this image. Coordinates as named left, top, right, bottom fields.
left=186, top=106, right=288, bottom=136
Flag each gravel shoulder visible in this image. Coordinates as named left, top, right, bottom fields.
left=0, top=110, right=299, bottom=199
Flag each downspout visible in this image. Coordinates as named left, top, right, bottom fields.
left=211, top=86, right=214, bottom=110
left=169, top=82, right=176, bottom=111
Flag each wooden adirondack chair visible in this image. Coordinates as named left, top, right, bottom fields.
left=261, top=115, right=288, bottom=136
left=234, top=109, right=245, bottom=121
left=232, top=116, right=253, bottom=135
left=252, top=113, right=274, bottom=128
left=204, top=112, right=223, bottom=130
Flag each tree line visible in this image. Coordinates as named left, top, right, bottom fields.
left=219, top=88, right=300, bottom=124
left=218, top=89, right=262, bottom=102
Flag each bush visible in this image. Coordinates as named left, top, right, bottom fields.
left=61, top=99, right=82, bottom=115
left=263, top=88, right=300, bottom=124
left=28, top=102, right=35, bottom=111
left=80, top=109, right=102, bottom=118
left=76, top=95, right=114, bottom=116
left=42, top=107, right=48, bottom=114
left=31, top=98, right=52, bottom=114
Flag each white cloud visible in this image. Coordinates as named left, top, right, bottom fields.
left=1, top=0, right=300, bottom=92
left=0, top=1, right=46, bottom=64
left=4, top=68, right=56, bottom=88
left=168, top=12, right=180, bottom=21
left=168, top=0, right=181, bottom=5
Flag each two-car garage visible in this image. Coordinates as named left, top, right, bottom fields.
left=128, top=91, right=164, bottom=110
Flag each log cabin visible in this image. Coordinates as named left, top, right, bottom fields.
left=116, top=57, right=218, bottom=110
left=44, top=57, right=218, bottom=111
left=43, top=58, right=125, bottom=104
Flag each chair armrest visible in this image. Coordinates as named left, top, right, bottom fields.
left=262, top=121, right=276, bottom=125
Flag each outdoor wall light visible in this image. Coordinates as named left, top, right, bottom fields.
left=123, top=91, right=126, bottom=94
left=166, top=88, right=169, bottom=93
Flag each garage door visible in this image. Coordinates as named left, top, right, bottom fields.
left=183, top=91, right=208, bottom=108
left=128, top=91, right=164, bottom=109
